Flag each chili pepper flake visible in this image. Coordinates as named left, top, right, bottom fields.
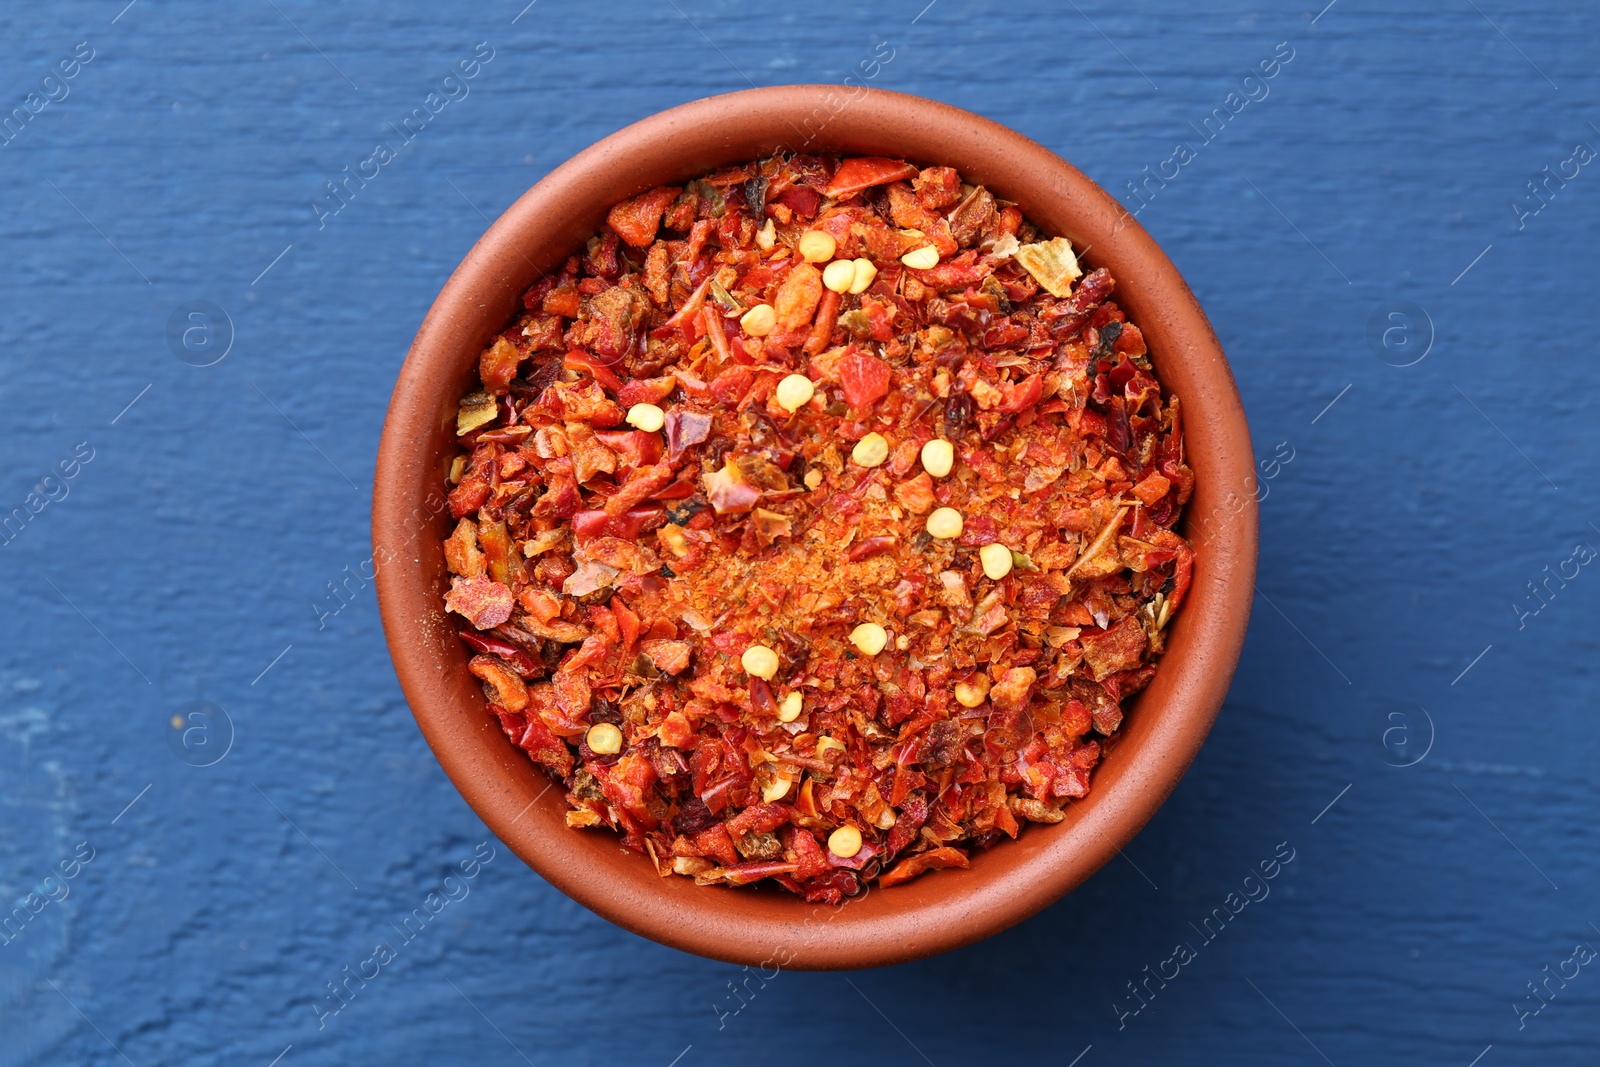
left=445, top=575, right=514, bottom=630
left=1014, top=236, right=1084, bottom=298
left=441, top=153, right=1194, bottom=899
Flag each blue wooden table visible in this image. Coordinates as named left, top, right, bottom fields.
left=2, top=2, right=1596, bottom=1063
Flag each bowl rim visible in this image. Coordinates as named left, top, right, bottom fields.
left=373, top=84, right=1257, bottom=970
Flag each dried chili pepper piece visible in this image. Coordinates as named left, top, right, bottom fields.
left=445, top=575, right=513, bottom=630
left=607, top=186, right=680, bottom=248
left=824, top=157, right=919, bottom=199
left=837, top=348, right=892, bottom=410
left=878, top=846, right=970, bottom=888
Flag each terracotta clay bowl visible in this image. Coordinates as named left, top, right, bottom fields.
left=373, top=85, right=1256, bottom=969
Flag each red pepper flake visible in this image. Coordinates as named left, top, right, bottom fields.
left=641, top=639, right=693, bottom=676
left=773, top=262, right=823, bottom=336
left=837, top=348, right=892, bottom=410
left=606, top=186, right=679, bottom=248
left=847, top=535, right=897, bottom=562
left=878, top=846, right=970, bottom=888
left=703, top=459, right=760, bottom=516
left=444, top=575, right=513, bottom=630
left=663, top=410, right=712, bottom=462
left=824, top=156, right=919, bottom=199
left=615, top=375, right=676, bottom=408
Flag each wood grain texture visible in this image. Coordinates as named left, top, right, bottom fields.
left=0, top=1, right=1595, bottom=1063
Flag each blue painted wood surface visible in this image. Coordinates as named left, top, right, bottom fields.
left=2, top=2, right=1596, bottom=1063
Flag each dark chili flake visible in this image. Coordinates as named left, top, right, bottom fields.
left=743, top=176, right=769, bottom=219
left=1093, top=319, right=1122, bottom=361
left=665, top=500, right=704, bottom=525
left=943, top=392, right=974, bottom=437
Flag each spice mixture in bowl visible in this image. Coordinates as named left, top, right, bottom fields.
left=439, top=153, right=1194, bottom=902
left=374, top=86, right=1255, bottom=968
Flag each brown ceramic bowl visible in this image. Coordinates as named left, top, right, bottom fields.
left=373, top=85, right=1256, bottom=969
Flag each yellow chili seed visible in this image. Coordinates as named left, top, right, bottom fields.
left=762, top=776, right=792, bottom=803
left=775, top=373, right=816, bottom=412
left=901, top=244, right=939, bottom=270
left=741, top=644, right=780, bottom=680
left=777, top=691, right=803, bottom=722
left=851, top=432, right=890, bottom=468
left=586, top=722, right=623, bottom=754
left=798, top=230, right=837, bottom=263
left=822, top=258, right=857, bottom=293
left=816, top=736, right=847, bottom=757
left=625, top=403, right=665, bottom=432
left=756, top=218, right=777, bottom=251
left=954, top=675, right=991, bottom=708
left=740, top=303, right=776, bottom=337
left=849, top=622, right=888, bottom=656
left=920, top=438, right=954, bottom=478
left=926, top=506, right=964, bottom=540
left=979, top=542, right=1014, bottom=580
left=828, top=824, right=863, bottom=858
left=848, top=257, right=878, bottom=294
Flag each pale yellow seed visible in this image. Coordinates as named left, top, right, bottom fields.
left=849, top=622, right=888, bottom=656
left=848, top=258, right=878, bottom=294
left=741, top=644, right=780, bottom=680
left=851, top=432, right=889, bottom=468
left=926, top=506, right=964, bottom=540
left=740, top=303, right=776, bottom=337
left=586, top=722, right=623, bottom=755
left=816, top=736, right=847, bottom=757
left=954, top=675, right=991, bottom=708
left=775, top=373, right=816, bottom=412
left=828, top=824, right=863, bottom=859
left=980, top=542, right=1015, bottom=580
left=625, top=403, right=665, bottom=433
left=822, top=258, right=857, bottom=293
left=756, top=218, right=777, bottom=251
left=901, top=244, right=940, bottom=270
left=777, top=691, right=803, bottom=722
left=658, top=524, right=690, bottom=558
left=762, top=776, right=792, bottom=803
left=803, top=469, right=823, bottom=489
left=798, top=230, right=836, bottom=263
left=920, top=438, right=954, bottom=478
